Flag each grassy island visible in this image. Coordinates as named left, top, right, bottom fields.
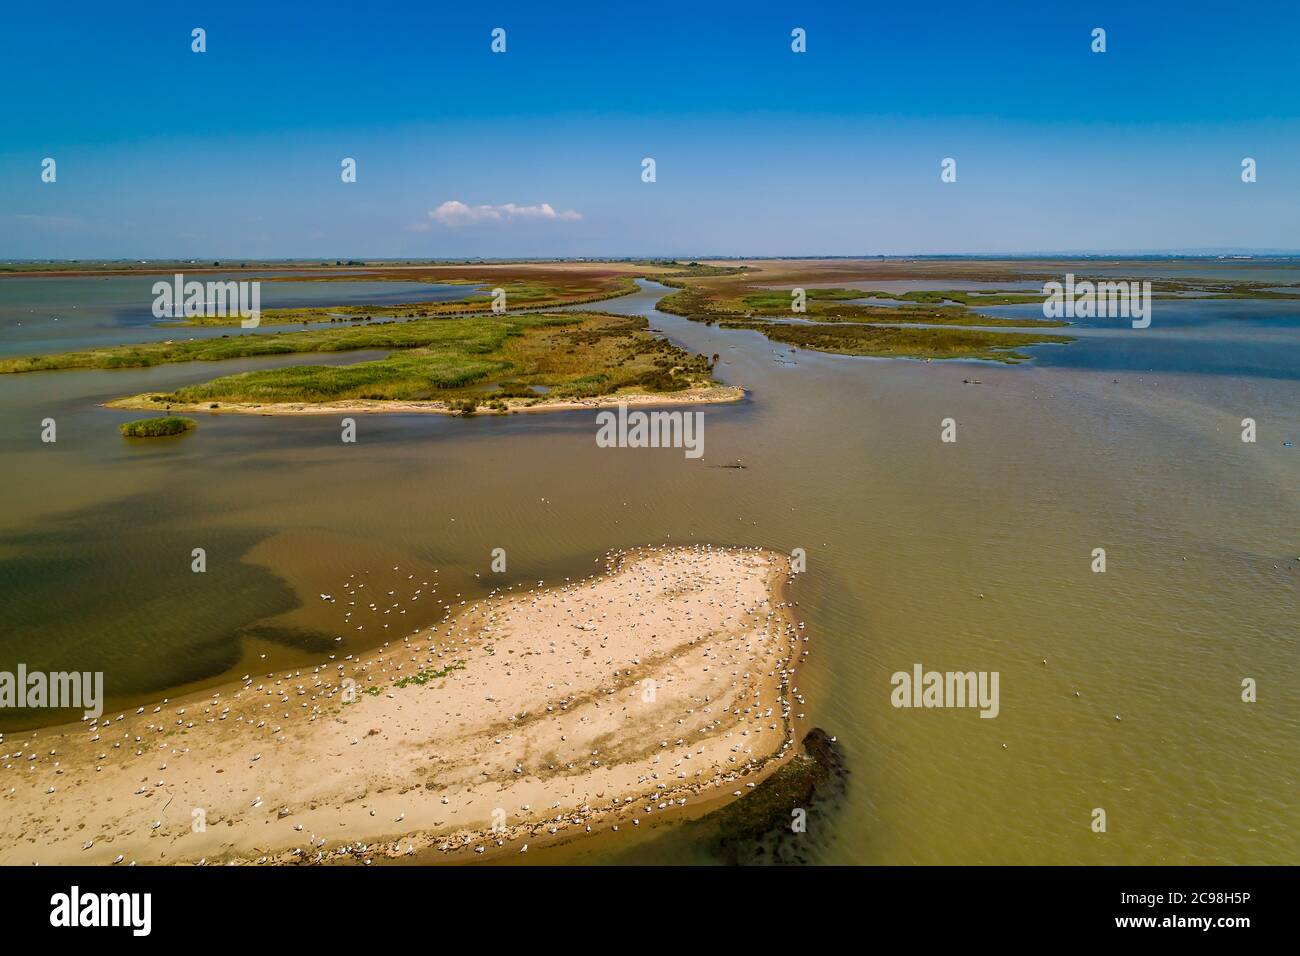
left=119, top=416, right=196, bottom=437
left=1, top=310, right=736, bottom=415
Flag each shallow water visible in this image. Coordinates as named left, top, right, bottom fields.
left=0, top=273, right=1295, bottom=864
left=0, top=273, right=476, bottom=357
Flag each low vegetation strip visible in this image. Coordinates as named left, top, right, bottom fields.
left=178, top=261, right=754, bottom=327
left=185, top=276, right=645, bottom=326
left=0, top=312, right=582, bottom=374
left=717, top=318, right=1072, bottom=363
left=118, top=416, right=195, bottom=437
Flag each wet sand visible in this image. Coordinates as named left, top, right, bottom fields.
left=0, top=545, right=807, bottom=865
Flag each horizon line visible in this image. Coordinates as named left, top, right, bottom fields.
left=6, top=250, right=1300, bottom=264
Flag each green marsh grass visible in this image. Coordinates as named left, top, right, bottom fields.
left=119, top=416, right=196, bottom=437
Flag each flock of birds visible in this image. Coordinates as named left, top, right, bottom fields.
left=2, top=544, right=811, bottom=867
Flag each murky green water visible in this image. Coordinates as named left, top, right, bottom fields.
left=0, top=272, right=1295, bottom=864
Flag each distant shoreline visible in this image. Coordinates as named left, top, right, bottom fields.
left=4, top=253, right=1300, bottom=279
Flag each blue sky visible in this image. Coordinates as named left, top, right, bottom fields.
left=2, top=0, right=1298, bottom=258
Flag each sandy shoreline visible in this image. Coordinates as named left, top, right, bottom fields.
left=103, top=384, right=745, bottom=418
left=0, top=545, right=808, bottom=865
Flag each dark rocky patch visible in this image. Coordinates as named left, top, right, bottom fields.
left=698, top=727, right=848, bottom=865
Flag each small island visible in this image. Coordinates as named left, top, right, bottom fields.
left=119, top=416, right=196, bottom=437
left=4, top=310, right=741, bottom=417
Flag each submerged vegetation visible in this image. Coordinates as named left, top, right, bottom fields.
left=119, top=416, right=196, bottom=437
left=698, top=728, right=848, bottom=864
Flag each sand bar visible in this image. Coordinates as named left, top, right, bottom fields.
left=0, top=545, right=806, bottom=865
left=103, top=385, right=745, bottom=417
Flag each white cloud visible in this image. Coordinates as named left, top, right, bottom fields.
left=419, top=200, right=582, bottom=229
